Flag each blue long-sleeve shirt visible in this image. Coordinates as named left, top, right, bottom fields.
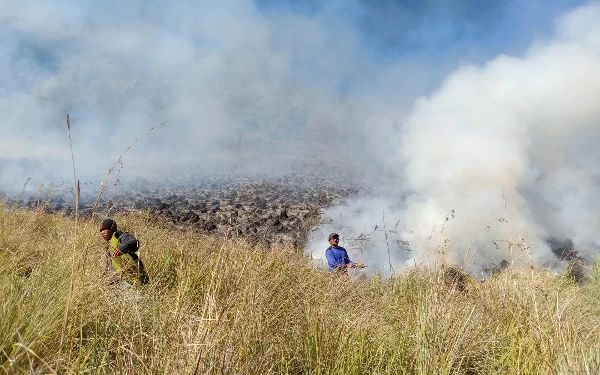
left=325, top=246, right=355, bottom=272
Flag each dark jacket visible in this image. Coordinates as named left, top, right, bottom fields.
left=105, top=231, right=139, bottom=267
left=106, top=231, right=149, bottom=284
left=114, top=231, right=140, bottom=259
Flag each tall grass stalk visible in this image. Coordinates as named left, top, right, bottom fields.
left=91, top=120, right=167, bottom=215
left=60, top=114, right=81, bottom=362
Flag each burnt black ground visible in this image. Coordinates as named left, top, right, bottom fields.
left=5, top=169, right=365, bottom=248
left=2, top=159, right=592, bottom=280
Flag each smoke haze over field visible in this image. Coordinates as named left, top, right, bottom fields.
left=307, top=2, right=600, bottom=274
left=1, top=0, right=583, bottom=182
left=2, top=0, right=598, bottom=273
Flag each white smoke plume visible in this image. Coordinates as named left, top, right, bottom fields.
left=0, top=0, right=545, bottom=194
left=2, top=0, right=598, bottom=274
left=310, top=3, right=600, bottom=275
left=0, top=0, right=379, bottom=192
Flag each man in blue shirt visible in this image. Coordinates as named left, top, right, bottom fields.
left=325, top=233, right=365, bottom=272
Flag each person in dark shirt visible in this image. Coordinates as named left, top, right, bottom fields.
left=325, top=232, right=365, bottom=272
left=100, top=218, right=149, bottom=285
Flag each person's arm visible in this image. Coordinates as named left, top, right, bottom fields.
left=325, top=249, right=340, bottom=271
left=343, top=249, right=365, bottom=269
left=343, top=248, right=355, bottom=268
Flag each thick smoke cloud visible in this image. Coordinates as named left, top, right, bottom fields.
left=2, top=0, right=597, bottom=274
left=1, top=0, right=571, bottom=191
left=0, top=0, right=372, bottom=190
left=310, top=3, right=600, bottom=275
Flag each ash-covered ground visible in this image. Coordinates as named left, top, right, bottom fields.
left=1, top=155, right=595, bottom=280
left=2, top=166, right=366, bottom=248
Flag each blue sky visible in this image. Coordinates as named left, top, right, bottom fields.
left=252, top=0, right=589, bottom=97
left=257, top=0, right=587, bottom=59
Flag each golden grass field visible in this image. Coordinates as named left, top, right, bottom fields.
left=1, top=204, right=600, bottom=374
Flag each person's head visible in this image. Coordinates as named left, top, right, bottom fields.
left=328, top=232, right=340, bottom=247
left=99, top=218, right=117, bottom=241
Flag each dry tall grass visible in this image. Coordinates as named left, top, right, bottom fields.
left=1, top=205, right=600, bottom=374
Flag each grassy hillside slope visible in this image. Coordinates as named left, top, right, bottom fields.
left=1, top=205, right=599, bottom=374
